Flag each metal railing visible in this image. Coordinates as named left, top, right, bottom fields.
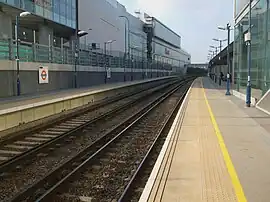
left=0, top=38, right=188, bottom=71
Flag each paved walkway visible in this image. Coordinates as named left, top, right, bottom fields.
left=140, top=77, right=270, bottom=202
left=0, top=77, right=167, bottom=112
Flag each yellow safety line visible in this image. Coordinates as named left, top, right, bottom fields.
left=202, top=81, right=247, bottom=202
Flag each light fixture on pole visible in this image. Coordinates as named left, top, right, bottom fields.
left=104, top=40, right=116, bottom=83
left=209, top=50, right=215, bottom=58
left=15, top=11, right=31, bottom=96
left=213, top=38, right=227, bottom=52
left=246, top=0, right=252, bottom=107
left=119, top=16, right=130, bottom=82
left=218, top=23, right=233, bottom=95
left=210, top=45, right=219, bottom=55
left=130, top=45, right=139, bottom=81
left=74, top=30, right=88, bottom=88
left=80, top=29, right=92, bottom=49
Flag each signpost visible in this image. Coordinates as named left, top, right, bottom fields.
left=39, top=66, right=49, bottom=84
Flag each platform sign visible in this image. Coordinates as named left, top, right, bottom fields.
left=39, top=66, right=49, bottom=84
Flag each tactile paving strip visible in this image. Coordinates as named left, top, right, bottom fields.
left=145, top=78, right=238, bottom=202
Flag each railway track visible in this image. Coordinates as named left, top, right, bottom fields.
left=7, top=78, right=194, bottom=202
left=0, top=78, right=182, bottom=202
left=0, top=79, right=174, bottom=173
left=118, top=81, right=190, bottom=202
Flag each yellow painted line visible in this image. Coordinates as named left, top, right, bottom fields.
left=202, top=82, right=247, bottom=202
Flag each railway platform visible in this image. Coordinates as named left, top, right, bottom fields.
left=140, top=77, right=270, bottom=202
left=0, top=77, right=175, bottom=137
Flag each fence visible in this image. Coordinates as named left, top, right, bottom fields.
left=0, top=38, right=184, bottom=71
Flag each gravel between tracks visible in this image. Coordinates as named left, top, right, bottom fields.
left=0, top=83, right=176, bottom=202
left=50, top=85, right=186, bottom=202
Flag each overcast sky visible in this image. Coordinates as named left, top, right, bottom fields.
left=117, top=0, right=234, bottom=63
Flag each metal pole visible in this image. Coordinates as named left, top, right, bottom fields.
left=122, top=22, right=127, bottom=82
left=74, top=32, right=78, bottom=88
left=131, top=48, right=133, bottom=81
left=141, top=39, right=144, bottom=80
left=33, top=30, right=36, bottom=62
left=151, top=55, right=154, bottom=78
left=120, top=16, right=130, bottom=81
left=226, top=23, right=231, bottom=95
left=15, top=16, right=20, bottom=96
left=48, top=34, right=51, bottom=62
left=127, top=19, right=130, bottom=81
left=84, top=36, right=87, bottom=50
left=264, top=0, right=269, bottom=94
left=246, top=0, right=252, bottom=107
left=227, top=24, right=230, bottom=74
left=104, top=42, right=107, bottom=84
left=220, top=40, right=222, bottom=52
left=109, top=43, right=112, bottom=67
left=61, top=37, right=64, bottom=63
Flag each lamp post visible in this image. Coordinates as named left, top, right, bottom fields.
left=264, top=0, right=269, bottom=94
left=129, top=32, right=147, bottom=80
left=130, top=45, right=140, bottom=81
left=151, top=53, right=158, bottom=78
left=218, top=23, right=233, bottom=95
left=104, top=40, right=116, bottom=84
left=210, top=45, right=219, bottom=55
left=209, top=50, right=216, bottom=80
left=83, top=28, right=92, bottom=50
left=209, top=50, right=215, bottom=58
left=74, top=30, right=88, bottom=88
left=119, top=16, right=130, bottom=82
left=246, top=0, right=252, bottom=107
left=15, top=11, right=31, bottom=96
left=213, top=38, right=227, bottom=52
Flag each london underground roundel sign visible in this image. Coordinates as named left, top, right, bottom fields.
left=39, top=67, right=49, bottom=84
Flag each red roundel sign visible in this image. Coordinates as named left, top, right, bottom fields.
left=39, top=67, right=49, bottom=84
left=41, top=70, right=47, bottom=80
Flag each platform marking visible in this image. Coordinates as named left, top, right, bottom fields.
left=202, top=83, right=247, bottom=202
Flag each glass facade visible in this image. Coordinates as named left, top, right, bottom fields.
left=235, top=0, right=249, bottom=17
left=0, top=0, right=76, bottom=28
left=234, top=0, right=270, bottom=97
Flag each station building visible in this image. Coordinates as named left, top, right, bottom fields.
left=0, top=0, right=76, bottom=45
left=78, top=0, right=190, bottom=75
left=0, top=0, right=190, bottom=97
left=234, top=0, right=270, bottom=97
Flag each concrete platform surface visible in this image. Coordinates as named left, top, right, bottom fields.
left=0, top=77, right=172, bottom=114
left=0, top=77, right=175, bottom=136
left=140, top=77, right=270, bottom=202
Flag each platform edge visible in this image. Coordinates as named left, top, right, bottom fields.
left=138, top=79, right=195, bottom=202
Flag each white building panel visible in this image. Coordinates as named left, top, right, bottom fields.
left=78, top=0, right=190, bottom=73
left=153, top=19, right=181, bottom=48
left=78, top=0, right=146, bottom=55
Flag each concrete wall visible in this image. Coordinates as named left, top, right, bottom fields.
left=0, top=77, right=175, bottom=136
left=0, top=60, right=173, bottom=98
